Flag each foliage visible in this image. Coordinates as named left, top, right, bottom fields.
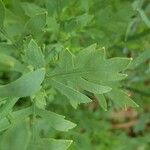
left=0, top=0, right=150, bottom=150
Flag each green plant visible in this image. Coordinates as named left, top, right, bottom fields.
left=0, top=0, right=150, bottom=150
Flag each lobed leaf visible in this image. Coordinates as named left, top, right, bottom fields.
left=24, top=39, right=45, bottom=69
left=49, top=45, right=133, bottom=107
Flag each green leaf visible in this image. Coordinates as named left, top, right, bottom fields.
left=0, top=107, right=32, bottom=132
left=0, top=121, right=31, bottom=150
left=35, top=90, right=47, bottom=109
left=106, top=89, right=139, bottom=109
left=137, top=8, right=150, bottom=28
left=36, top=108, right=76, bottom=131
left=103, top=57, right=132, bottom=71
left=76, top=13, right=93, bottom=27
left=28, top=138, right=72, bottom=150
left=129, top=49, right=150, bottom=69
left=75, top=45, right=104, bottom=68
left=50, top=79, right=92, bottom=108
left=49, top=46, right=132, bottom=107
left=0, top=52, right=25, bottom=72
left=95, top=94, right=107, bottom=111
left=24, top=13, right=47, bottom=37
left=24, top=39, right=45, bottom=69
left=0, top=68, right=45, bottom=97
left=77, top=77, right=112, bottom=94
left=21, top=2, right=46, bottom=17
left=0, top=97, right=18, bottom=119
left=51, top=46, right=131, bottom=82
left=0, top=0, right=5, bottom=28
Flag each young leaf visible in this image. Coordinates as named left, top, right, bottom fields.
left=35, top=90, right=47, bottom=109
left=95, top=94, right=107, bottom=111
left=50, top=79, right=92, bottom=108
left=0, top=0, right=5, bottom=28
left=24, top=39, right=45, bottom=69
left=0, top=68, right=45, bottom=97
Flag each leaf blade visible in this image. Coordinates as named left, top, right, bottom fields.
left=0, top=68, right=45, bottom=97
left=50, top=79, right=92, bottom=108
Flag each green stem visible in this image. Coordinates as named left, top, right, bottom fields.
left=31, top=99, right=37, bottom=141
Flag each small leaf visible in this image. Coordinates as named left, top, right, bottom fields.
left=50, top=79, right=92, bottom=108
left=95, top=94, right=107, bottom=111
left=0, top=68, right=45, bottom=97
left=24, top=13, right=46, bottom=36
left=0, top=0, right=5, bottom=28
left=35, top=90, right=47, bottom=109
left=24, top=39, right=45, bottom=69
